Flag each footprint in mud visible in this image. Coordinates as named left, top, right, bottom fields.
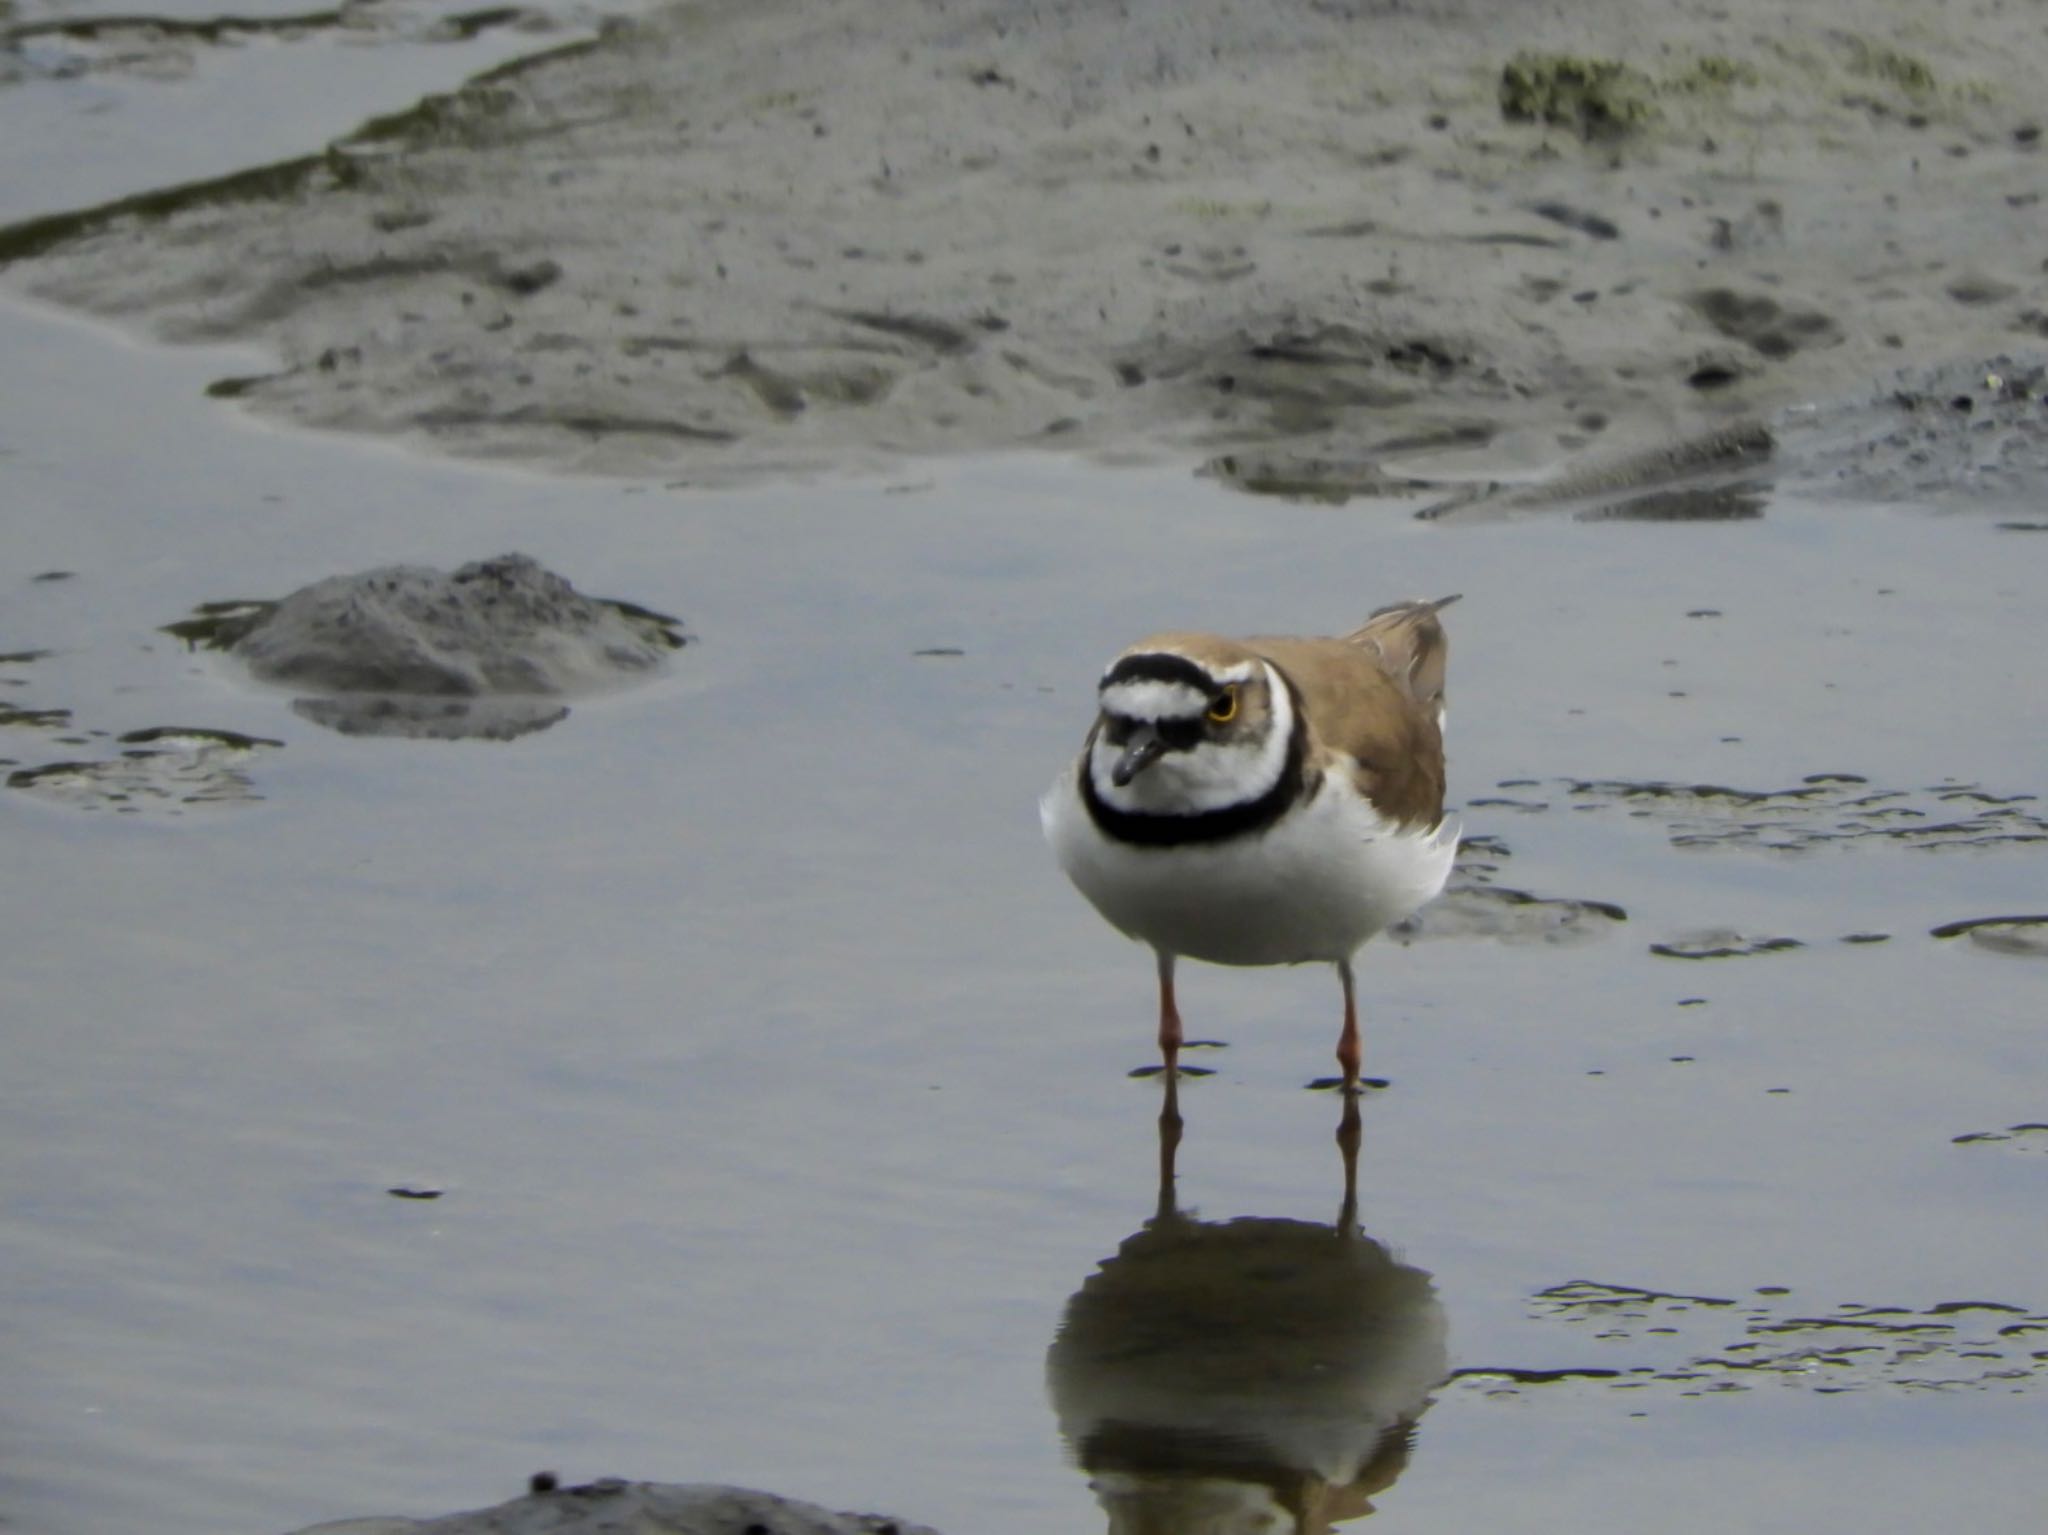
left=1944, top=274, right=2021, bottom=307
left=1452, top=1279, right=2048, bottom=1400
left=1686, top=286, right=1842, bottom=359
left=1158, top=242, right=1258, bottom=284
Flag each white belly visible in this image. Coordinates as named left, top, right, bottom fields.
left=1042, top=768, right=1458, bottom=967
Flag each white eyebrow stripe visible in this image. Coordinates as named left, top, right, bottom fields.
left=1101, top=679, right=1209, bottom=720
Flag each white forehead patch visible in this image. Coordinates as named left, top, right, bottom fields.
left=1100, top=678, right=1209, bottom=721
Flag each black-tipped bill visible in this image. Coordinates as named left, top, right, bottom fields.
left=1110, top=732, right=1167, bottom=787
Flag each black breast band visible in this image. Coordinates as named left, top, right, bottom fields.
left=1079, top=672, right=1308, bottom=847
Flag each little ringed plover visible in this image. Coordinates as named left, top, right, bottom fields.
left=1042, top=597, right=1460, bottom=1092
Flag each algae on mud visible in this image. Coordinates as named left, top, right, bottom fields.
left=1497, top=52, right=1659, bottom=140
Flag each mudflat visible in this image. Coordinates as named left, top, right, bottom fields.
left=4, top=0, right=2043, bottom=486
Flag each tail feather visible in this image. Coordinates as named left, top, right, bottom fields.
left=1346, top=594, right=1459, bottom=711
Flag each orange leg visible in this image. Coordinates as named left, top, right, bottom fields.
left=1335, top=958, right=1362, bottom=1094
left=1155, top=948, right=1183, bottom=1079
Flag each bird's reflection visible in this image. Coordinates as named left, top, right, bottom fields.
left=1047, top=1085, right=1448, bottom=1533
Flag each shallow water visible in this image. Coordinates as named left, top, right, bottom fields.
left=5, top=285, right=2048, bottom=1533
left=6, top=8, right=2048, bottom=1524
left=0, top=0, right=627, bottom=226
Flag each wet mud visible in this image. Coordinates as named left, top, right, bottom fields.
left=0, top=0, right=548, bottom=75
left=1458, top=1280, right=2048, bottom=1400
left=1953, top=1124, right=2048, bottom=1151
left=5, top=724, right=281, bottom=813
left=1392, top=834, right=1627, bottom=947
left=5, top=629, right=285, bottom=811
left=5, top=554, right=683, bottom=802
left=1930, top=915, right=2048, bottom=958
left=289, top=1478, right=946, bottom=1535
left=1648, top=930, right=1804, bottom=961
left=1532, top=772, right=2047, bottom=855
left=163, top=553, right=683, bottom=740
left=4, top=0, right=2046, bottom=485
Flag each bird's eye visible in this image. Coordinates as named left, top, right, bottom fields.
left=1207, top=686, right=1238, bottom=724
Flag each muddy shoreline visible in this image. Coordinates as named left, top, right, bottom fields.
left=4, top=0, right=2045, bottom=488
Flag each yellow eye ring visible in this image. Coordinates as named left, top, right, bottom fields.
left=1207, top=686, right=1238, bottom=724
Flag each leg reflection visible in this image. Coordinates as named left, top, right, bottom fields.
left=1155, top=1069, right=1184, bottom=1225
left=1336, top=1090, right=1362, bottom=1235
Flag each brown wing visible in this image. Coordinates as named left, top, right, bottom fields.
left=1344, top=594, right=1459, bottom=714
left=1249, top=633, right=1448, bottom=829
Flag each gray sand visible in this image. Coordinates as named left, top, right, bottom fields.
left=5, top=0, right=2045, bottom=486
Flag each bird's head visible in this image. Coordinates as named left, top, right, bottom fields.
left=1086, top=643, right=1295, bottom=817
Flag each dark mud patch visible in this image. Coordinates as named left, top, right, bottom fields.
left=1686, top=287, right=1842, bottom=360
left=1649, top=930, right=1803, bottom=960
left=0, top=701, right=72, bottom=729
left=1930, top=915, right=2048, bottom=958
left=1559, top=773, right=2048, bottom=854
left=1393, top=832, right=1626, bottom=946
left=0, top=2, right=544, bottom=64
left=1395, top=884, right=1627, bottom=945
left=1780, top=356, right=2048, bottom=512
left=1403, top=353, right=2048, bottom=521
left=159, top=598, right=277, bottom=650
left=7, top=726, right=282, bottom=814
left=1454, top=1279, right=2048, bottom=1400
left=1953, top=1124, right=2048, bottom=1152
left=1416, top=419, right=1775, bottom=523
